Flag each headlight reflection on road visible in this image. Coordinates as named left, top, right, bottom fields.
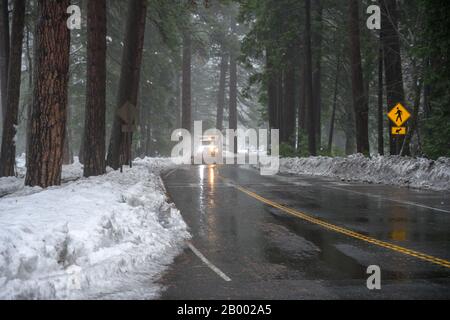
left=208, top=165, right=216, bottom=187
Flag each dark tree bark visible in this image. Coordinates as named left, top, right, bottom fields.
left=401, top=63, right=422, bottom=156
left=107, top=0, right=147, bottom=170
left=216, top=52, right=228, bottom=132
left=283, top=47, right=296, bottom=145
left=229, top=52, right=238, bottom=152
left=0, top=0, right=9, bottom=125
left=83, top=0, right=106, bottom=177
left=25, top=23, right=33, bottom=165
left=348, top=0, right=370, bottom=155
left=62, top=122, right=73, bottom=165
left=0, top=0, right=25, bottom=177
left=328, top=53, right=341, bottom=154
left=229, top=16, right=238, bottom=154
left=181, top=32, right=192, bottom=131
left=377, top=36, right=384, bottom=155
left=381, top=0, right=405, bottom=155
left=305, top=0, right=316, bottom=156
left=175, top=71, right=181, bottom=129
left=25, top=0, right=70, bottom=188
left=276, top=71, right=283, bottom=133
left=312, top=0, right=323, bottom=147
left=266, top=49, right=277, bottom=130
left=298, top=46, right=306, bottom=132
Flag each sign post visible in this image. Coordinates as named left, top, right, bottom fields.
left=117, top=102, right=138, bottom=171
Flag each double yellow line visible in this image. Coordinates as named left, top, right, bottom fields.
left=230, top=181, right=450, bottom=270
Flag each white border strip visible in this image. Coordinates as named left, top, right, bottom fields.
left=188, top=243, right=232, bottom=282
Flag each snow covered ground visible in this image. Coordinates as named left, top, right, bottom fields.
left=0, top=158, right=189, bottom=300
left=280, top=154, right=450, bottom=192
left=0, top=154, right=83, bottom=198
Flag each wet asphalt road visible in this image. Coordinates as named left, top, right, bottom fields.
left=159, top=165, right=450, bottom=300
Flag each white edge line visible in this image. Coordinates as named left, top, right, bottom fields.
left=325, top=185, right=450, bottom=214
left=164, top=168, right=178, bottom=179
left=188, top=243, right=232, bottom=282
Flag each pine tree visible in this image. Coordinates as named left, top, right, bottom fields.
left=83, top=0, right=107, bottom=177
left=26, top=0, right=70, bottom=188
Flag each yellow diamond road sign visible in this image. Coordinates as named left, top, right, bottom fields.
left=388, top=103, right=411, bottom=127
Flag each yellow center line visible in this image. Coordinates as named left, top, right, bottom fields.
left=220, top=176, right=450, bottom=269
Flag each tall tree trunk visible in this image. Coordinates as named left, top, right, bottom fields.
left=401, top=63, right=422, bottom=156
left=229, top=18, right=238, bottom=154
left=377, top=35, right=384, bottom=155
left=181, top=32, right=192, bottom=131
left=298, top=47, right=306, bottom=133
left=62, top=123, right=73, bottom=165
left=0, top=0, right=25, bottom=177
left=266, top=49, right=277, bottom=130
left=381, top=0, right=405, bottom=155
left=107, top=0, right=147, bottom=170
left=276, top=71, right=283, bottom=134
left=25, top=0, right=70, bottom=188
left=175, top=71, right=181, bottom=129
left=328, top=53, right=341, bottom=154
left=348, top=0, right=370, bottom=155
left=305, top=0, right=316, bottom=156
left=0, top=0, right=9, bottom=126
left=83, top=0, right=106, bottom=177
left=216, top=52, right=228, bottom=131
left=283, top=47, right=296, bottom=146
left=25, top=23, right=33, bottom=164
left=312, top=0, right=323, bottom=148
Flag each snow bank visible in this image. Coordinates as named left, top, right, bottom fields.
left=280, top=154, right=450, bottom=191
left=0, top=158, right=189, bottom=300
left=0, top=155, right=83, bottom=198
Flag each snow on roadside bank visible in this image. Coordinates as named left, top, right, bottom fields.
left=0, top=158, right=189, bottom=300
left=280, top=154, right=450, bottom=191
left=0, top=154, right=83, bottom=198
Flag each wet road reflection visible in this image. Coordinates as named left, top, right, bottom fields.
left=160, top=165, right=450, bottom=299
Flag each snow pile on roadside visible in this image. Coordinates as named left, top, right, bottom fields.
left=0, top=177, right=24, bottom=198
left=0, top=158, right=189, bottom=300
left=0, top=155, right=84, bottom=198
left=281, top=154, right=450, bottom=191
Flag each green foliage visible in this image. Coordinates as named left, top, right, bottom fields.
left=419, top=0, right=450, bottom=159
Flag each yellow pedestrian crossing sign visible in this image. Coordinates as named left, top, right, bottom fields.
left=388, top=103, right=411, bottom=127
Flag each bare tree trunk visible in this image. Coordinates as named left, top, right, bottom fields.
left=216, top=52, right=228, bottom=132
left=25, top=0, right=70, bottom=188
left=175, top=71, right=181, bottom=129
left=25, top=23, right=33, bottom=164
left=62, top=123, right=73, bottom=165
left=401, top=63, right=422, bottom=156
left=107, top=0, right=147, bottom=170
left=305, top=0, right=316, bottom=156
left=377, top=35, right=384, bottom=155
left=229, top=17, right=238, bottom=154
left=181, top=32, right=192, bottom=131
left=283, top=47, right=296, bottom=146
left=266, top=49, right=277, bottom=130
left=298, top=47, right=306, bottom=132
left=381, top=0, right=405, bottom=155
left=0, top=0, right=25, bottom=177
left=348, top=0, right=370, bottom=155
left=83, top=0, right=106, bottom=177
left=328, top=53, right=341, bottom=154
left=0, top=0, right=9, bottom=125
left=312, top=0, right=323, bottom=148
